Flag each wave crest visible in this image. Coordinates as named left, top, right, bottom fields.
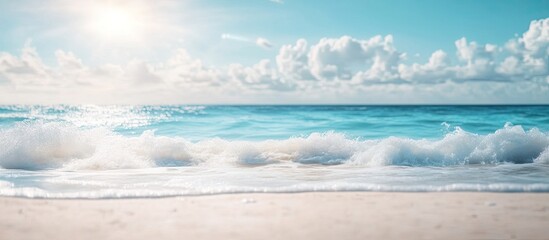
left=0, top=122, right=547, bottom=170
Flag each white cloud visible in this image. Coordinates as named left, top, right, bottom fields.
left=398, top=50, right=452, bottom=83
left=517, top=18, right=549, bottom=57
left=256, top=37, right=273, bottom=49
left=221, top=33, right=250, bottom=42
left=276, top=39, right=313, bottom=80
left=222, top=34, right=273, bottom=50
left=1, top=18, right=548, bottom=104
left=498, top=18, right=549, bottom=82
left=0, top=40, right=52, bottom=87
left=55, top=50, right=84, bottom=71
left=269, top=0, right=284, bottom=4
left=229, top=59, right=294, bottom=91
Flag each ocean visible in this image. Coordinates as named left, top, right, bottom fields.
left=0, top=105, right=548, bottom=198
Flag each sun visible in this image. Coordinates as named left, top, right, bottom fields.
left=89, top=4, right=141, bottom=40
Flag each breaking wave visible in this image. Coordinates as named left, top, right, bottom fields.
left=0, top=122, right=548, bottom=171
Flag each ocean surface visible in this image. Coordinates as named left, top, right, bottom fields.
left=0, top=105, right=548, bottom=198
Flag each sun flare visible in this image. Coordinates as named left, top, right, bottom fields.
left=89, top=5, right=140, bottom=39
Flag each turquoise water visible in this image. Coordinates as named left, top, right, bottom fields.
left=1, top=105, right=548, bottom=140
left=0, top=105, right=548, bottom=198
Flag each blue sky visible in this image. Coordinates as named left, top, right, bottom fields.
left=0, top=0, right=548, bottom=104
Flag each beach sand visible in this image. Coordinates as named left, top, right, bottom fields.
left=1, top=192, right=548, bottom=240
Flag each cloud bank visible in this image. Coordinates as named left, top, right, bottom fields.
left=1, top=18, right=548, bottom=104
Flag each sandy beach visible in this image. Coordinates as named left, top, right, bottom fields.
left=1, top=192, right=549, bottom=240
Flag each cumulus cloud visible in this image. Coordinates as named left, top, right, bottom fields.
left=229, top=59, right=294, bottom=91
left=1, top=18, right=548, bottom=104
left=308, top=35, right=402, bottom=83
left=398, top=50, right=452, bottom=83
left=499, top=18, right=549, bottom=81
left=276, top=39, right=313, bottom=80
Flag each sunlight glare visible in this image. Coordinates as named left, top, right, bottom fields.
left=90, top=5, right=140, bottom=39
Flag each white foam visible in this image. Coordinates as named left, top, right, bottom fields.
left=0, top=122, right=548, bottom=170
left=535, top=148, right=549, bottom=163
left=0, top=180, right=14, bottom=188
left=2, top=183, right=549, bottom=199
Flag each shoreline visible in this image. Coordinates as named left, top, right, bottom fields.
left=2, top=192, right=549, bottom=240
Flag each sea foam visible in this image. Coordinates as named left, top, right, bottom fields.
left=0, top=122, right=548, bottom=170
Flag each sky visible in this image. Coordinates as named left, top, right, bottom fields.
left=0, top=0, right=548, bottom=104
